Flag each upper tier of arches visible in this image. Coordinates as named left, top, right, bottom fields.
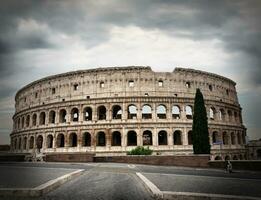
left=14, top=67, right=239, bottom=113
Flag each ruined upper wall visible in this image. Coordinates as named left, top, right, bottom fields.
left=15, top=66, right=239, bottom=112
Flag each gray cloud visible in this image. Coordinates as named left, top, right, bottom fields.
left=0, top=0, right=261, bottom=142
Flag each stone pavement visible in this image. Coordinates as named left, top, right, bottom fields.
left=0, top=162, right=261, bottom=200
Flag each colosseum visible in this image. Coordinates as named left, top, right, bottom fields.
left=10, top=66, right=247, bottom=160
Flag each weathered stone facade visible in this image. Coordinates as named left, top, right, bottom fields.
left=10, top=66, right=247, bottom=160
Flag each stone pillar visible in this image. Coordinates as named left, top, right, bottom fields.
left=137, top=104, right=142, bottom=120
left=183, top=127, right=188, bottom=145
left=167, top=103, right=172, bottom=121
left=77, top=129, right=81, bottom=149
left=106, top=129, right=111, bottom=149
left=53, top=133, right=56, bottom=149
left=153, top=128, right=158, bottom=146
left=55, top=108, right=59, bottom=124
left=168, top=129, right=173, bottom=146
left=181, top=105, right=186, bottom=120
left=137, top=129, right=142, bottom=146
left=66, top=108, right=70, bottom=124
left=46, top=111, right=49, bottom=126
left=152, top=103, right=156, bottom=121
left=122, top=102, right=127, bottom=121
left=92, top=130, right=96, bottom=151
left=93, top=106, right=97, bottom=121
left=122, top=127, right=127, bottom=151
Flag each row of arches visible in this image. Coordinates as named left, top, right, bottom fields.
left=15, top=104, right=194, bottom=130
left=214, top=154, right=246, bottom=161
left=12, top=130, right=193, bottom=150
left=209, top=107, right=241, bottom=122
left=212, top=131, right=245, bottom=145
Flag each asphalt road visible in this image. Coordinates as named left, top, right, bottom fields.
left=0, top=162, right=261, bottom=200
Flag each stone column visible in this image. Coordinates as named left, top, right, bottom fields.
left=93, top=106, right=97, bottom=121
left=181, top=105, right=186, bottom=120
left=183, top=127, right=188, bottom=145
left=122, top=102, right=127, bottom=121
left=66, top=108, right=70, bottom=124
left=55, top=108, right=59, bottom=124
left=168, top=129, right=173, bottom=146
left=153, top=127, right=158, bottom=146
left=122, top=127, right=126, bottom=151
left=152, top=103, right=156, bottom=121
left=137, top=129, right=142, bottom=146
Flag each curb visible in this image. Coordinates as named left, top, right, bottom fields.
left=136, top=172, right=163, bottom=199
left=0, top=169, right=84, bottom=197
left=163, top=191, right=261, bottom=200
left=136, top=172, right=261, bottom=200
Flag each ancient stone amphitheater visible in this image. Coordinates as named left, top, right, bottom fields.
left=10, top=66, right=247, bottom=160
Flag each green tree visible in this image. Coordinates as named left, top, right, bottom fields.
left=192, top=88, right=211, bottom=154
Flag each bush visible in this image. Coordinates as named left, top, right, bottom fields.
left=127, top=146, right=153, bottom=155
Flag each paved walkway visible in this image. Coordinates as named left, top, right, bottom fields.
left=0, top=162, right=261, bottom=200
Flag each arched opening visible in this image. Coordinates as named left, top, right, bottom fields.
left=97, top=132, right=106, bottom=146
left=158, top=130, right=168, bottom=145
left=83, top=107, right=92, bottom=121
left=128, top=105, right=137, bottom=119
left=49, top=110, right=56, bottom=124
left=257, top=149, right=261, bottom=159
left=32, top=114, right=37, bottom=126
left=82, top=132, right=91, bottom=146
left=188, top=131, right=193, bottom=145
left=215, top=156, right=222, bottom=160
left=239, top=154, right=243, bottom=160
left=18, top=138, right=21, bottom=150
left=39, top=112, right=46, bottom=125
left=29, top=136, right=34, bottom=149
left=209, top=107, right=215, bottom=120
left=36, top=135, right=43, bottom=149
left=185, top=105, right=193, bottom=119
left=59, top=109, right=67, bottom=123
left=97, top=106, right=106, bottom=120
left=225, top=155, right=230, bottom=160
left=228, top=110, right=232, bottom=122
left=157, top=105, right=166, bottom=119
left=57, top=134, right=65, bottom=148
left=112, top=131, right=121, bottom=146
left=174, top=130, right=182, bottom=145
left=142, top=105, right=152, bottom=119
left=212, top=131, right=219, bottom=144
left=23, top=137, right=27, bottom=150
left=222, top=132, right=229, bottom=145
left=127, top=131, right=137, bottom=146
left=14, top=138, right=17, bottom=150
left=26, top=115, right=30, bottom=127
left=71, top=108, right=79, bottom=122
left=231, top=132, right=236, bottom=145
left=233, top=155, right=238, bottom=160
left=69, top=133, right=77, bottom=147
left=47, top=135, right=53, bottom=148
left=234, top=111, right=238, bottom=122
left=172, top=105, right=180, bottom=119
left=112, top=105, right=122, bottom=119
left=143, top=130, right=152, bottom=145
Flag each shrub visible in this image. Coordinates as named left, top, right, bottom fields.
left=127, top=146, right=153, bottom=155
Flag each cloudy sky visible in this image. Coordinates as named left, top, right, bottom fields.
left=0, top=0, right=261, bottom=144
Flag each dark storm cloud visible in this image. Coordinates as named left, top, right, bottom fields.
left=0, top=0, right=260, bottom=86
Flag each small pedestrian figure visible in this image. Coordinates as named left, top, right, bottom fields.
left=226, top=160, right=232, bottom=173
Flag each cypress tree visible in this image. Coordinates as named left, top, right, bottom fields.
left=192, top=88, right=210, bottom=154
